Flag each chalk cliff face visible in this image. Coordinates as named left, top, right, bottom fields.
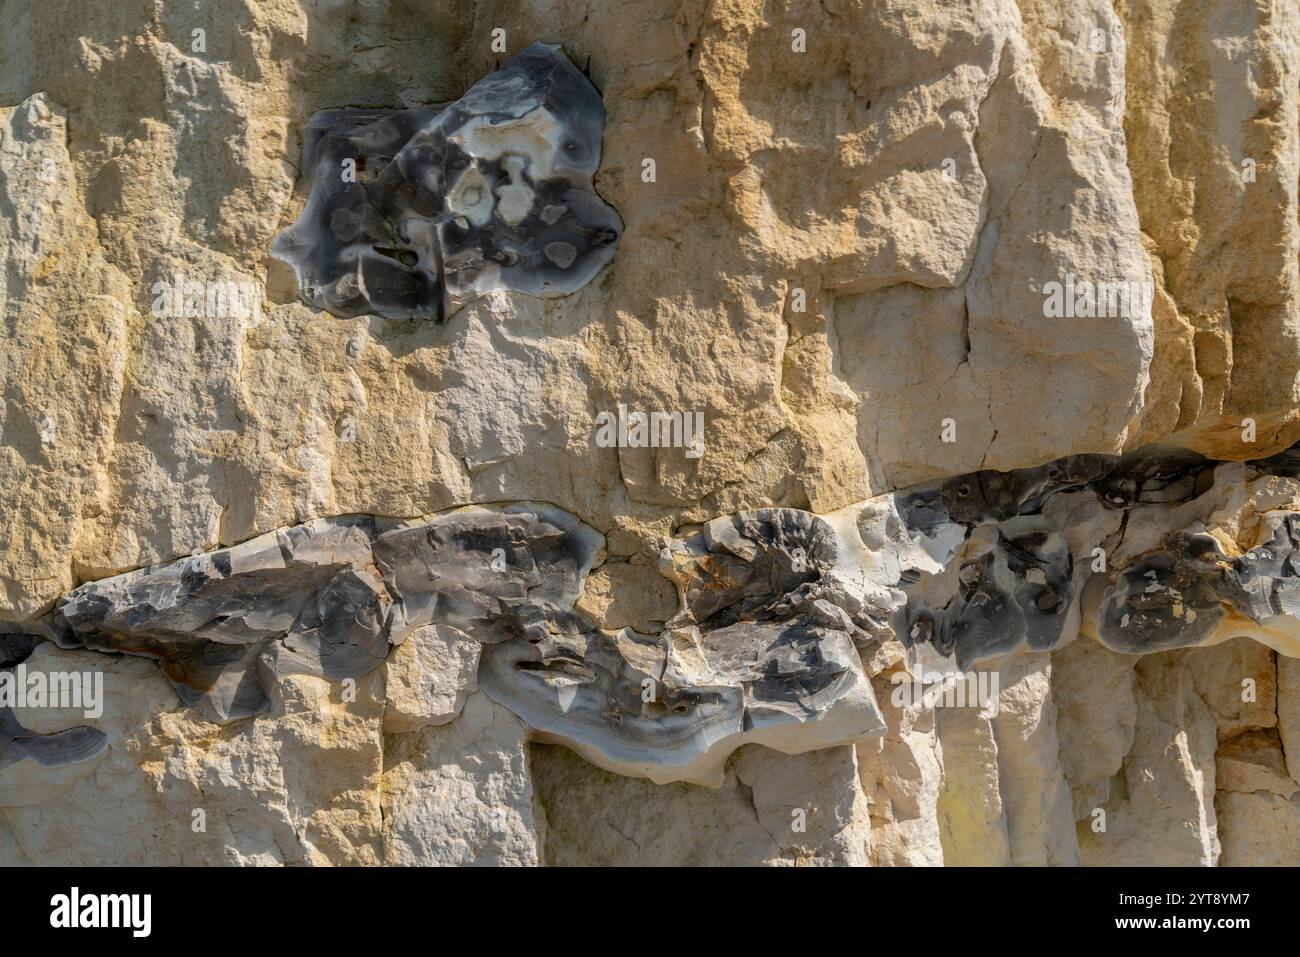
left=2, top=0, right=1300, bottom=866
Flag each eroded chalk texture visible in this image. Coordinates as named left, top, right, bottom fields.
left=271, top=41, right=621, bottom=322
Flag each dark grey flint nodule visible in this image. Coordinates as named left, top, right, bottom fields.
left=271, top=41, right=622, bottom=323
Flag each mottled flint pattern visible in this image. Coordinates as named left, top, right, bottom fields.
left=271, top=42, right=621, bottom=323
left=7, top=443, right=1300, bottom=784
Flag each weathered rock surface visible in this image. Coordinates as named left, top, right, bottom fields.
left=382, top=691, right=543, bottom=866
left=6, top=0, right=1300, bottom=867
left=381, top=624, right=480, bottom=734
left=1, top=641, right=387, bottom=865
left=532, top=740, right=871, bottom=866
